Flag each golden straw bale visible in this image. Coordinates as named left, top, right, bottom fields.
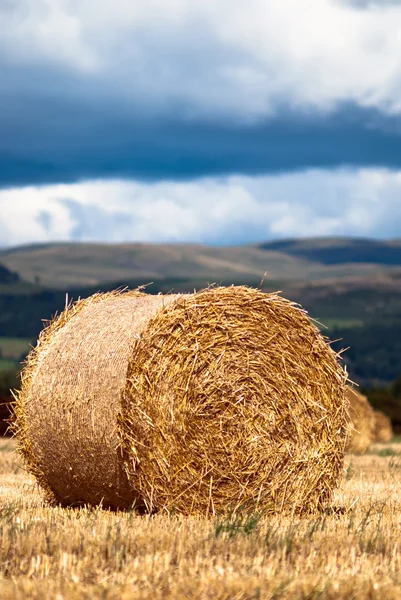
left=373, top=410, right=393, bottom=443
left=345, top=387, right=375, bottom=454
left=13, top=286, right=347, bottom=516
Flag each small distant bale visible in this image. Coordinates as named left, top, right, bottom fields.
left=373, top=410, right=393, bottom=443
left=13, top=286, right=348, bottom=516
left=0, top=396, right=11, bottom=436
left=345, top=387, right=375, bottom=454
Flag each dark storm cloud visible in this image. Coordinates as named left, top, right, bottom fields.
left=1, top=0, right=401, bottom=188
left=2, top=87, right=401, bottom=188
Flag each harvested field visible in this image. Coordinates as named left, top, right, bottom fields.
left=13, top=287, right=347, bottom=516
left=2, top=438, right=401, bottom=599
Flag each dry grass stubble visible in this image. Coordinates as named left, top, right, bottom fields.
left=2, top=439, right=401, bottom=599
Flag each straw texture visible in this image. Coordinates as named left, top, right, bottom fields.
left=121, top=286, right=348, bottom=516
left=373, top=410, right=393, bottom=443
left=345, top=387, right=375, bottom=454
left=14, top=286, right=347, bottom=515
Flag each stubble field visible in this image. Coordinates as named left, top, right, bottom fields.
left=1, top=438, right=401, bottom=599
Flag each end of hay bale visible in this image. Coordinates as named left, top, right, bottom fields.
left=121, top=286, right=348, bottom=516
left=373, top=410, right=393, bottom=443
left=345, top=387, right=375, bottom=454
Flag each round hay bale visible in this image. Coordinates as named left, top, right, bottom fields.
left=13, top=286, right=347, bottom=515
left=373, top=410, right=393, bottom=443
left=345, top=387, right=375, bottom=454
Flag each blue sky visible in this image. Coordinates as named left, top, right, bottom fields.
left=1, top=0, right=401, bottom=246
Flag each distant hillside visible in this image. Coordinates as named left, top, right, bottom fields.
left=1, top=240, right=401, bottom=289
left=258, top=237, right=401, bottom=265
left=0, top=263, right=19, bottom=284
left=0, top=237, right=401, bottom=387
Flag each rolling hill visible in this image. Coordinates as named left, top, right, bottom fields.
left=0, top=237, right=401, bottom=387
left=258, top=236, right=401, bottom=265
left=1, top=238, right=401, bottom=289
left=0, top=263, right=20, bottom=284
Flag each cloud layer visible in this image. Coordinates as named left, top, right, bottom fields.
left=2, top=0, right=401, bottom=119
left=1, top=0, right=401, bottom=186
left=1, top=168, right=401, bottom=247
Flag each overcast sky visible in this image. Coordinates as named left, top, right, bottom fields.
left=1, top=0, right=401, bottom=246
